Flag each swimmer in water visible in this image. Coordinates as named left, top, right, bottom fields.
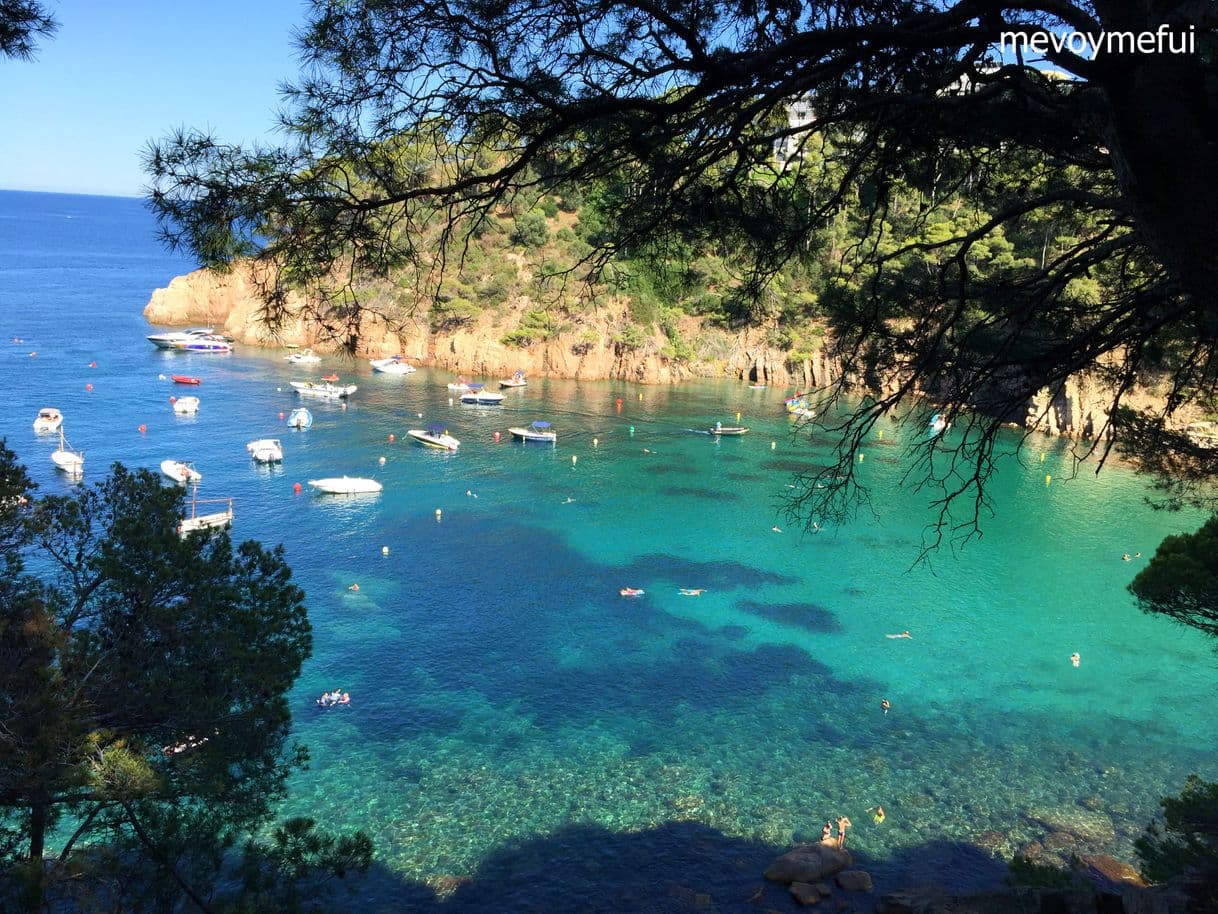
left=871, top=805, right=886, bottom=824
left=886, top=631, right=912, bottom=639
left=772, top=526, right=782, bottom=533
left=881, top=698, right=891, bottom=714
left=1071, top=652, right=1080, bottom=667
left=678, top=588, right=705, bottom=596
left=348, top=583, right=360, bottom=592
left=1122, top=553, right=1131, bottom=561
left=564, top=497, right=575, bottom=504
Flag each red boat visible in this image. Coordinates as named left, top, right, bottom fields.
left=172, top=375, right=202, bottom=385
left=321, top=373, right=339, bottom=382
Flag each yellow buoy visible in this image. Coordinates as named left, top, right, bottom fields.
left=878, top=430, right=884, bottom=439
left=859, top=453, right=865, bottom=462
left=1045, top=474, right=1052, bottom=486
left=1040, top=453, right=1045, bottom=462
left=382, top=546, right=389, bottom=556
left=638, top=393, right=643, bottom=400
left=572, top=455, right=578, bottom=465
left=435, top=508, right=442, bottom=519
left=771, top=441, right=776, bottom=450
left=592, top=437, right=598, bottom=448
left=736, top=412, right=741, bottom=421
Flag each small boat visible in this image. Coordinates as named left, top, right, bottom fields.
left=287, top=407, right=313, bottom=429
left=178, top=485, right=233, bottom=537
left=509, top=420, right=556, bottom=443
left=246, top=439, right=284, bottom=463
left=370, top=356, right=416, bottom=374
left=173, top=396, right=200, bottom=415
left=161, top=460, right=202, bottom=484
left=620, top=587, right=645, bottom=597
left=308, top=477, right=383, bottom=494
left=171, top=375, right=201, bottom=385
left=51, top=427, right=83, bottom=477
left=291, top=381, right=357, bottom=399
left=709, top=424, right=749, bottom=435
left=460, top=385, right=504, bottom=405
left=286, top=349, right=321, bottom=364
left=784, top=393, right=814, bottom=418
left=499, top=370, right=527, bottom=389
left=407, top=426, right=460, bottom=451
left=446, top=377, right=474, bottom=392
left=929, top=413, right=948, bottom=437
left=321, top=373, right=339, bottom=382
left=33, top=407, right=63, bottom=433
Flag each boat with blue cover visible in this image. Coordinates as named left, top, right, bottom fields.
left=509, top=420, right=556, bottom=443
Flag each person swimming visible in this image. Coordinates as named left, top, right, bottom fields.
left=1071, top=652, right=1080, bottom=667
left=881, top=698, right=891, bottom=714
left=886, top=631, right=912, bottom=639
left=871, top=805, right=886, bottom=824
left=679, top=588, right=705, bottom=596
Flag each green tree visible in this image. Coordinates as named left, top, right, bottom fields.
left=1129, top=516, right=1218, bottom=638
left=1135, top=775, right=1218, bottom=911
left=0, top=449, right=318, bottom=912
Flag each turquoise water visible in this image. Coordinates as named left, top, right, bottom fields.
left=3, top=190, right=1217, bottom=911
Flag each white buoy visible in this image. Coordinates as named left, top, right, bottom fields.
left=572, top=455, right=578, bottom=465
left=382, top=546, right=389, bottom=556
left=448, top=398, right=453, bottom=405
left=771, top=441, right=776, bottom=450
left=277, top=387, right=282, bottom=392
left=435, top=508, right=442, bottom=520
left=379, top=456, right=386, bottom=465
left=592, top=438, right=598, bottom=448
left=418, top=412, right=423, bottom=418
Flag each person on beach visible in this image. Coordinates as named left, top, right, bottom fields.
left=836, top=816, right=852, bottom=850
left=821, top=821, right=833, bottom=842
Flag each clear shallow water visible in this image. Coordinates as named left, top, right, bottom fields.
left=3, top=190, right=1217, bottom=911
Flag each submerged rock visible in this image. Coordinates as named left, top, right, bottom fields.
left=1077, top=854, right=1146, bottom=892
left=789, top=881, right=823, bottom=905
left=836, top=869, right=873, bottom=892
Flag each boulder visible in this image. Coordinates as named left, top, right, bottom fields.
left=1077, top=854, right=1146, bottom=893
left=789, top=882, right=823, bottom=905
left=874, top=885, right=947, bottom=914
left=763, top=843, right=853, bottom=884
left=835, top=870, right=873, bottom=893
left=1026, top=806, right=1116, bottom=845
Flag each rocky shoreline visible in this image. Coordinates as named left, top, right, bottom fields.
left=143, top=264, right=1152, bottom=442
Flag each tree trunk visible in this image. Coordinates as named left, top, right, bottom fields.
left=26, top=802, right=48, bottom=914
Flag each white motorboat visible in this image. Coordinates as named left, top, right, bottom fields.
left=499, top=370, right=527, bottom=388
left=287, top=407, right=313, bottom=429
left=291, top=381, right=357, bottom=399
left=407, top=426, right=460, bottom=451
left=459, top=385, right=504, bottom=405
left=33, top=407, right=63, bottom=433
left=286, top=349, right=322, bottom=364
left=509, top=420, right=556, bottom=443
left=370, top=356, right=416, bottom=374
left=161, top=460, right=202, bottom=484
left=146, top=327, right=220, bottom=349
left=180, top=334, right=232, bottom=353
left=307, top=477, right=383, bottom=494
left=51, top=427, right=83, bottom=477
left=178, top=487, right=233, bottom=537
left=173, top=396, right=200, bottom=415
left=246, top=439, right=284, bottom=463
left=446, top=377, right=474, bottom=392
left=708, top=424, right=749, bottom=436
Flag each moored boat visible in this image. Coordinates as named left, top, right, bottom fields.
left=51, top=427, right=83, bottom=477
left=407, top=426, right=460, bottom=451
left=370, top=356, right=416, bottom=374
left=509, top=420, right=556, bottom=443
left=246, top=439, right=284, bottom=463
left=291, top=381, right=357, bottom=399
left=171, top=375, right=201, bottom=385
left=459, top=385, right=504, bottom=405
left=172, top=395, right=200, bottom=415
left=33, top=407, right=63, bottom=433
left=709, top=424, right=749, bottom=435
left=308, top=476, right=383, bottom=494
left=446, top=377, right=474, bottom=392
left=146, top=327, right=222, bottom=350
left=178, top=485, right=233, bottom=537
left=499, top=370, right=527, bottom=388
left=286, top=349, right=321, bottom=364
left=161, top=460, right=202, bottom=484
left=287, top=407, right=313, bottom=429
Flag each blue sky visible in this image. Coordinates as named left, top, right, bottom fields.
left=1, top=0, right=308, bottom=197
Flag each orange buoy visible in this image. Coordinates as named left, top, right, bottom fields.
left=138, top=424, right=146, bottom=434
left=293, top=482, right=302, bottom=494
left=85, top=383, right=93, bottom=391
left=388, top=433, right=395, bottom=443
left=89, top=361, right=96, bottom=368
left=493, top=431, right=501, bottom=442
left=278, top=411, right=285, bottom=419
left=169, top=396, right=177, bottom=404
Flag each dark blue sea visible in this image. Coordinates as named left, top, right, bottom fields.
left=2, top=189, right=1216, bottom=912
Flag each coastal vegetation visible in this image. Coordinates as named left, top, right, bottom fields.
left=0, top=442, right=370, bottom=912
